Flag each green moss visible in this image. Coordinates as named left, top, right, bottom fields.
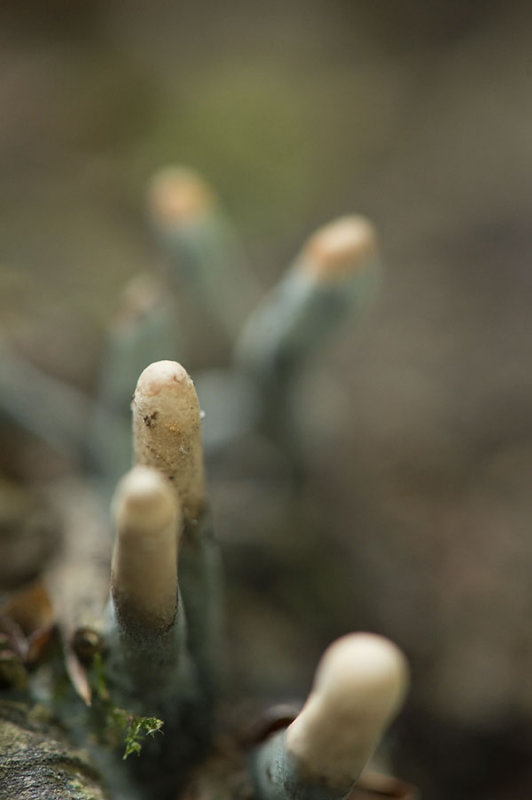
left=89, top=653, right=164, bottom=760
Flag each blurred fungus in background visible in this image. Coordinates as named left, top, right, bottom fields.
left=1, top=2, right=532, bottom=799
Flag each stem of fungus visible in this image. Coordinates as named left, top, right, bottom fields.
left=0, top=343, right=92, bottom=457
left=132, top=360, right=222, bottom=700
left=111, top=466, right=179, bottom=636
left=90, top=274, right=179, bottom=494
left=251, top=633, right=409, bottom=800
left=235, top=216, right=380, bottom=448
left=147, top=166, right=260, bottom=338
left=107, top=466, right=195, bottom=710
left=132, top=360, right=205, bottom=522
left=236, top=215, right=379, bottom=383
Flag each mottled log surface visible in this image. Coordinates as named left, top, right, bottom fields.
left=0, top=699, right=108, bottom=800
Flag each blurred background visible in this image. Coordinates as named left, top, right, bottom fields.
left=1, top=2, right=532, bottom=799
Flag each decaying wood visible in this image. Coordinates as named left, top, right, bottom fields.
left=44, top=478, right=112, bottom=704
left=0, top=700, right=108, bottom=800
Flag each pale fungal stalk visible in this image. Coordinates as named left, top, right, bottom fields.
left=234, top=216, right=380, bottom=453
left=0, top=342, right=92, bottom=457
left=251, top=633, right=409, bottom=800
left=100, top=371, right=222, bottom=800
left=147, top=166, right=260, bottom=338
left=236, top=216, right=379, bottom=388
left=132, top=360, right=205, bottom=522
left=106, top=465, right=195, bottom=713
left=90, top=274, right=179, bottom=492
left=110, top=465, right=179, bottom=636
left=132, top=360, right=222, bottom=699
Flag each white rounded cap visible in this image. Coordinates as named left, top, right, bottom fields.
left=300, top=216, right=378, bottom=281
left=147, top=166, right=215, bottom=226
left=113, top=465, right=176, bottom=532
left=286, top=633, right=408, bottom=787
left=132, top=361, right=205, bottom=521
left=111, top=466, right=180, bottom=632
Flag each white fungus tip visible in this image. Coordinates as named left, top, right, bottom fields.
left=132, top=361, right=205, bottom=521
left=312, top=633, right=408, bottom=712
left=115, top=273, right=165, bottom=327
left=135, top=360, right=191, bottom=398
left=113, top=465, right=177, bottom=533
left=300, top=216, right=378, bottom=281
left=286, top=633, right=408, bottom=787
left=111, top=466, right=180, bottom=633
left=147, top=166, right=215, bottom=226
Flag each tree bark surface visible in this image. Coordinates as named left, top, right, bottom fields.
left=0, top=699, right=108, bottom=800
